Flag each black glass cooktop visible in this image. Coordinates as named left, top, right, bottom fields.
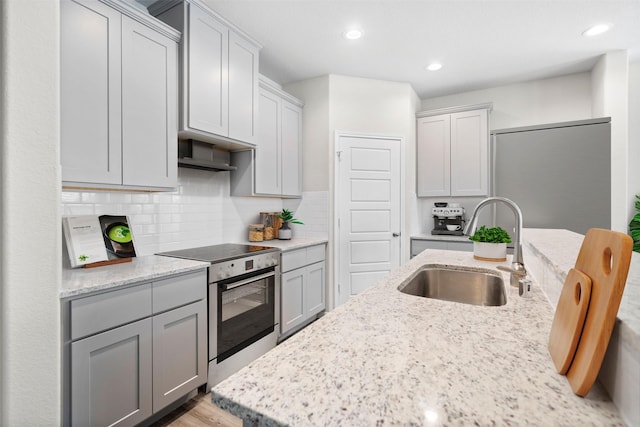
left=157, top=243, right=279, bottom=264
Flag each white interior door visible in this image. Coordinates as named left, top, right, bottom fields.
left=335, top=133, right=402, bottom=307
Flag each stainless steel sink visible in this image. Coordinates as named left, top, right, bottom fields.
left=398, top=265, right=506, bottom=306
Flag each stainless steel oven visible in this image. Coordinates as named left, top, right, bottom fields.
left=157, top=244, right=280, bottom=389
left=210, top=254, right=278, bottom=362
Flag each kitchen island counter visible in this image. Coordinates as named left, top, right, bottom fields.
left=211, top=248, right=624, bottom=425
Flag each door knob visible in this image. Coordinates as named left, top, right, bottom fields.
left=392, top=232, right=401, bottom=237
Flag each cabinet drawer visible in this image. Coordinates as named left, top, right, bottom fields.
left=306, top=244, right=325, bottom=265
left=281, top=244, right=326, bottom=273
left=281, top=248, right=307, bottom=272
left=71, top=283, right=152, bottom=340
left=152, top=270, right=206, bottom=314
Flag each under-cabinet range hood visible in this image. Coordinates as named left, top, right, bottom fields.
left=178, top=139, right=237, bottom=172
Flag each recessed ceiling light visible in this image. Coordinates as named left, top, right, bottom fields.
left=343, top=29, right=363, bottom=40
left=582, top=24, right=612, bottom=37
left=426, top=63, right=443, bottom=71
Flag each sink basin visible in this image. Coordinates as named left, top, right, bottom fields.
left=398, top=265, right=506, bottom=306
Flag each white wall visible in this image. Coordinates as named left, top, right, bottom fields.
left=0, top=1, right=61, bottom=424
left=285, top=74, right=420, bottom=308
left=62, top=169, right=329, bottom=256
left=285, top=76, right=330, bottom=192
left=421, top=72, right=592, bottom=130
left=329, top=75, right=420, bottom=262
left=592, top=51, right=630, bottom=232
left=417, top=72, right=594, bottom=233
left=627, top=62, right=640, bottom=224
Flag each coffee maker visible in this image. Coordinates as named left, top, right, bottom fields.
left=431, top=202, right=465, bottom=235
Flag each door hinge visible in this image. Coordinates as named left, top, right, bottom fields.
left=336, top=150, right=343, bottom=160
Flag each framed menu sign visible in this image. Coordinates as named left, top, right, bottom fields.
left=63, top=215, right=137, bottom=268
left=62, top=215, right=109, bottom=268
left=98, top=215, right=137, bottom=259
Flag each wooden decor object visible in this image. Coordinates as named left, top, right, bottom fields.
left=565, top=228, right=633, bottom=396
left=548, top=268, right=592, bottom=374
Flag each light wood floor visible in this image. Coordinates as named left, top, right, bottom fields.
left=150, top=393, right=242, bottom=427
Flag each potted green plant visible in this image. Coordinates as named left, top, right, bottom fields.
left=469, top=225, right=512, bottom=261
left=630, top=194, right=640, bottom=253
left=277, top=209, right=303, bottom=240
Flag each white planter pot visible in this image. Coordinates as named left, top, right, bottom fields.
left=278, top=223, right=292, bottom=240
left=473, top=242, right=507, bottom=262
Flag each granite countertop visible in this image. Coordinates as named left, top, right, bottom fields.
left=60, top=255, right=209, bottom=299
left=411, top=232, right=471, bottom=243
left=245, top=237, right=328, bottom=252
left=212, top=249, right=623, bottom=426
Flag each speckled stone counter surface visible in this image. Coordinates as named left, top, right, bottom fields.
left=212, top=249, right=623, bottom=426
left=60, top=255, right=209, bottom=299
left=411, top=232, right=470, bottom=243
left=243, top=237, right=328, bottom=252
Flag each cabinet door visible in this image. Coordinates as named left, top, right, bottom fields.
left=152, top=300, right=207, bottom=412
left=61, top=0, right=122, bottom=185
left=416, top=114, right=450, bottom=197
left=304, top=261, right=325, bottom=317
left=281, top=100, right=303, bottom=197
left=71, top=319, right=152, bottom=427
left=228, top=31, right=259, bottom=144
left=187, top=3, right=228, bottom=135
left=121, top=16, right=178, bottom=188
left=450, top=109, right=488, bottom=196
left=255, top=89, right=281, bottom=194
left=281, top=268, right=305, bottom=335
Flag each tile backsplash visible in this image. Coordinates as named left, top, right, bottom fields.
left=62, top=168, right=329, bottom=256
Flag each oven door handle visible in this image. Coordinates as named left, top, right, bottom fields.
left=220, top=271, right=275, bottom=291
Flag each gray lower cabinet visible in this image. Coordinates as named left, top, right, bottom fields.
left=71, top=318, right=153, bottom=427
left=152, top=300, right=207, bottom=412
left=66, top=270, right=207, bottom=427
left=280, top=244, right=326, bottom=339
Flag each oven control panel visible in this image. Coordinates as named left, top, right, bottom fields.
left=209, top=251, right=280, bottom=282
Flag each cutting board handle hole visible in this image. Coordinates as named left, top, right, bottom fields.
left=573, top=282, right=582, bottom=304
left=602, top=247, right=613, bottom=275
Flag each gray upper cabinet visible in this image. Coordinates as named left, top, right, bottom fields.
left=230, top=76, right=303, bottom=198
left=121, top=15, right=178, bottom=188
left=61, top=0, right=179, bottom=190
left=416, top=104, right=491, bottom=197
left=151, top=0, right=260, bottom=149
left=61, top=0, right=122, bottom=186
left=187, top=3, right=228, bottom=136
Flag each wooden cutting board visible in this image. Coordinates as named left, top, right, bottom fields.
left=566, top=228, right=633, bottom=396
left=548, top=268, right=592, bottom=374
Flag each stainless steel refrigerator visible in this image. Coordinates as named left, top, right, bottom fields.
left=491, top=117, right=611, bottom=235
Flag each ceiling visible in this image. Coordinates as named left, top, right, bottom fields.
left=161, top=1, right=640, bottom=99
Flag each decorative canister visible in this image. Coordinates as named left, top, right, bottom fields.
left=248, top=224, right=264, bottom=242
left=260, top=212, right=274, bottom=240
left=272, top=212, right=283, bottom=239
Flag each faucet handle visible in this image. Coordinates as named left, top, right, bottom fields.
left=496, top=265, right=527, bottom=277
